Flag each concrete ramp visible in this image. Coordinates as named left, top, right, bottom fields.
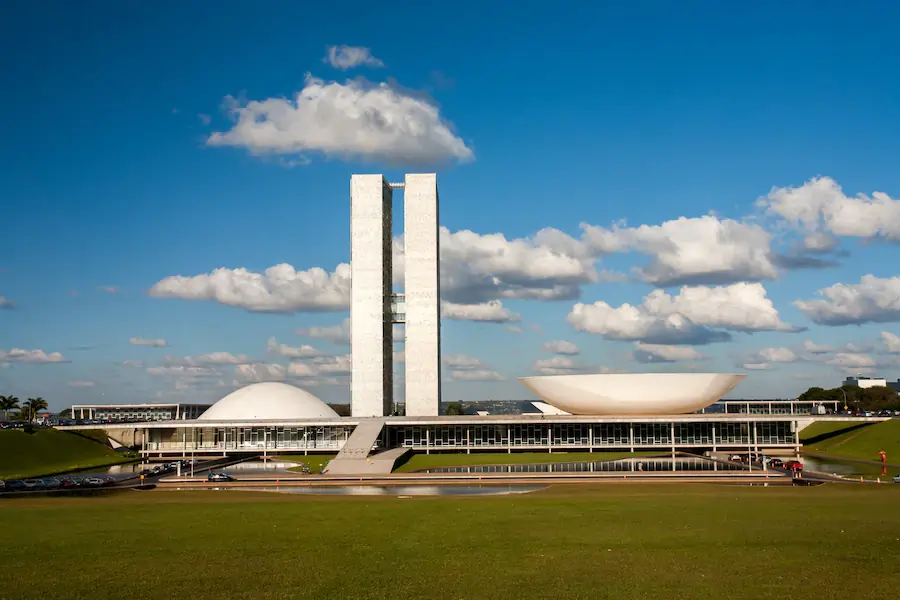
left=324, top=419, right=399, bottom=474
left=324, top=447, right=411, bottom=475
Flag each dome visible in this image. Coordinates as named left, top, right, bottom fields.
left=518, top=373, right=746, bottom=416
left=198, top=382, right=339, bottom=421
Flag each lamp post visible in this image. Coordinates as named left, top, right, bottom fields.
left=839, top=387, right=847, bottom=412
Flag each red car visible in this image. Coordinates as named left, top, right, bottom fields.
left=783, top=460, right=803, bottom=472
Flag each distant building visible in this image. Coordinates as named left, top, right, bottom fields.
left=843, top=376, right=887, bottom=389
left=888, top=380, right=900, bottom=393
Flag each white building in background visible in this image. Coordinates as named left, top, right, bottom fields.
left=350, top=174, right=441, bottom=418
left=843, top=376, right=887, bottom=389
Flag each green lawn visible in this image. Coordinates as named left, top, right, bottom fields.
left=1, top=485, right=898, bottom=599
left=394, top=450, right=667, bottom=472
left=0, top=428, right=132, bottom=479
left=802, top=419, right=900, bottom=462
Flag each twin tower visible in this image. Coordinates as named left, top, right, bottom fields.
left=350, top=174, right=441, bottom=418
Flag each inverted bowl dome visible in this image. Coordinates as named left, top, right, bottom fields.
left=518, top=373, right=746, bottom=416
left=198, top=382, right=338, bottom=421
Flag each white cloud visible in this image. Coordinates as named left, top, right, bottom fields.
left=826, top=353, right=876, bottom=369
left=741, top=363, right=771, bottom=370
left=760, top=176, right=900, bottom=242
left=312, top=354, right=352, bottom=374
left=149, top=263, right=351, bottom=313
left=441, top=300, right=520, bottom=323
left=0, top=348, right=67, bottom=364
left=287, top=362, right=316, bottom=377
left=505, top=325, right=523, bottom=334
left=794, top=275, right=900, bottom=326
left=881, top=331, right=900, bottom=353
left=164, top=352, right=251, bottom=366
left=542, top=340, right=580, bottom=355
left=633, top=343, right=705, bottom=363
left=98, top=286, right=121, bottom=294
left=533, top=356, right=586, bottom=375
left=297, top=317, right=351, bottom=345
left=147, top=365, right=221, bottom=378
left=803, top=340, right=833, bottom=354
left=443, top=354, right=484, bottom=369
left=581, top=216, right=778, bottom=286
left=121, top=360, right=144, bottom=368
left=0, top=297, right=15, bottom=309
left=323, top=45, right=384, bottom=70
left=129, top=337, right=168, bottom=347
left=267, top=338, right=325, bottom=358
left=450, top=369, right=503, bottom=381
left=739, top=347, right=797, bottom=370
left=207, top=74, right=473, bottom=165
left=234, top=363, right=286, bottom=383
left=568, top=282, right=795, bottom=345
left=68, top=380, right=96, bottom=388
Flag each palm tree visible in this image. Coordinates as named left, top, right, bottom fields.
left=23, top=397, right=48, bottom=422
left=0, top=395, right=20, bottom=421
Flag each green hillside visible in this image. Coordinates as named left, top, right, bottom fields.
left=801, top=419, right=900, bottom=462
left=0, top=428, right=132, bottom=479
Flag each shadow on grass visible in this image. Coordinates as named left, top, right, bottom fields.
left=802, top=423, right=871, bottom=445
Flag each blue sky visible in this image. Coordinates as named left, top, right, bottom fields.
left=2, top=1, right=900, bottom=410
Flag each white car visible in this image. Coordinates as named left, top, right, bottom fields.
left=892, top=473, right=900, bottom=484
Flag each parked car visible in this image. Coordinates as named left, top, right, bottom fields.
left=41, top=478, right=62, bottom=489
left=783, top=460, right=803, bottom=472
left=768, top=458, right=784, bottom=469
left=0, top=480, right=5, bottom=491
left=84, top=477, right=106, bottom=487
left=58, top=477, right=79, bottom=489
left=5, top=480, right=26, bottom=492
left=207, top=472, right=235, bottom=482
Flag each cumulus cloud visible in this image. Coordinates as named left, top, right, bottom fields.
left=568, top=282, right=795, bottom=345
left=794, top=275, right=900, bottom=325
left=803, top=340, right=834, bottom=354
left=164, top=352, right=251, bottom=366
left=581, top=216, right=778, bottom=286
left=323, top=45, right=384, bottom=69
left=149, top=263, right=351, bottom=313
left=68, top=380, right=96, bottom=388
left=760, top=176, right=900, bottom=242
left=129, top=337, right=168, bottom=347
left=267, top=338, right=325, bottom=358
left=441, top=300, right=520, bottom=323
left=311, top=354, right=352, bottom=375
left=450, top=369, right=504, bottom=381
left=505, top=325, right=523, bottom=334
left=234, top=363, right=287, bottom=383
left=207, top=74, right=473, bottom=165
left=0, top=348, right=67, bottom=364
left=633, top=343, right=705, bottom=364
left=297, top=317, right=351, bottom=345
left=147, top=365, right=221, bottom=378
left=825, top=353, right=877, bottom=369
left=533, top=356, right=586, bottom=375
left=443, top=354, right=484, bottom=369
left=0, top=297, right=15, bottom=309
left=881, top=331, right=900, bottom=353
left=542, top=340, right=580, bottom=355
left=740, top=347, right=797, bottom=370
left=121, top=360, right=144, bottom=368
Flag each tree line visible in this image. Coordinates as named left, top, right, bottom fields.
left=798, top=385, right=899, bottom=411
left=0, top=395, right=49, bottom=421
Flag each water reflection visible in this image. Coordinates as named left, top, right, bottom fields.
left=222, top=461, right=300, bottom=475
left=423, top=456, right=742, bottom=474
left=801, top=456, right=892, bottom=479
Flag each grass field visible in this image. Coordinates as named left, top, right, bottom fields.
left=393, top=450, right=660, bottom=472
left=802, top=419, right=900, bottom=462
left=0, top=428, right=131, bottom=479
left=1, top=485, right=898, bottom=600
left=278, top=454, right=337, bottom=473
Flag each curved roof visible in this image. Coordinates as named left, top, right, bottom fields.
left=518, top=373, right=746, bottom=416
left=198, top=382, right=339, bottom=421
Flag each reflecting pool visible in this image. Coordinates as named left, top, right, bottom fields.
left=422, top=456, right=744, bottom=474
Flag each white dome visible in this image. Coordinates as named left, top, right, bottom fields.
left=198, top=382, right=339, bottom=421
left=519, top=373, right=746, bottom=416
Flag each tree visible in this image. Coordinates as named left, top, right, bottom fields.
left=445, top=401, right=464, bottom=416
left=23, top=397, right=49, bottom=421
left=0, top=395, right=20, bottom=421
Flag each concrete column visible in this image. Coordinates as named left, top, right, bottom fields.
left=403, top=174, right=441, bottom=416
left=629, top=423, right=634, bottom=452
left=350, top=174, right=393, bottom=417
left=547, top=424, right=552, bottom=453
left=588, top=426, right=594, bottom=453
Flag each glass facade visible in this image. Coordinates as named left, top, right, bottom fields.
left=143, top=419, right=797, bottom=455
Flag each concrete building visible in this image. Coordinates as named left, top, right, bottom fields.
left=350, top=173, right=441, bottom=418
left=843, top=376, right=888, bottom=389
left=69, top=403, right=211, bottom=422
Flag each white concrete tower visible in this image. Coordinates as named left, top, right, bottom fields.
left=403, top=173, right=441, bottom=416
left=349, top=175, right=393, bottom=417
